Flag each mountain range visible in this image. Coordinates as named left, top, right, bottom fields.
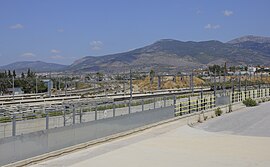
left=69, top=35, right=270, bottom=73
left=0, top=61, right=67, bottom=73
left=1, top=35, right=270, bottom=73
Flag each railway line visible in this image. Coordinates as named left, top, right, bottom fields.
left=0, top=87, right=211, bottom=106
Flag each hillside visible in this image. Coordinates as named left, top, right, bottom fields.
left=228, top=35, right=270, bottom=57
left=69, top=38, right=270, bottom=73
left=2, top=36, right=270, bottom=74
left=0, top=61, right=67, bottom=72
left=227, top=35, right=270, bottom=44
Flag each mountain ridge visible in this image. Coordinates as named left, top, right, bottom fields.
left=0, top=61, right=67, bottom=73
left=227, top=35, right=270, bottom=44
left=2, top=35, right=270, bottom=73
left=68, top=37, right=270, bottom=73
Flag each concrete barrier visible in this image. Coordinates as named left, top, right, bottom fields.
left=0, top=106, right=174, bottom=166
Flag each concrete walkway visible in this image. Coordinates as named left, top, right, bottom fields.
left=197, top=101, right=270, bottom=137
left=30, top=102, right=270, bottom=167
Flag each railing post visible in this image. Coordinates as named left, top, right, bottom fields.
left=12, top=113, right=16, bottom=136
left=128, top=100, right=131, bottom=114
left=79, top=107, right=82, bottom=123
left=173, top=96, right=176, bottom=113
left=113, top=102, right=116, bottom=117
left=46, top=109, right=49, bottom=130
left=153, top=98, right=156, bottom=109
left=201, top=97, right=203, bottom=111
left=188, top=97, right=191, bottom=113
left=63, top=108, right=66, bottom=126
left=210, top=96, right=212, bottom=109
left=204, top=98, right=206, bottom=110
left=95, top=104, right=97, bottom=120
left=73, top=105, right=76, bottom=124
left=180, top=103, right=182, bottom=115
left=196, top=99, right=199, bottom=111
left=164, top=97, right=166, bottom=107
left=213, top=95, right=216, bottom=108
left=142, top=99, right=144, bottom=112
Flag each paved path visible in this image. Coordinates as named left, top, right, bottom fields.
left=197, top=101, right=270, bottom=137
left=30, top=103, right=270, bottom=167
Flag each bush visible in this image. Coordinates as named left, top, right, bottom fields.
left=0, top=117, right=12, bottom=123
left=243, top=98, right=257, bottom=107
left=215, top=107, right=222, bottom=116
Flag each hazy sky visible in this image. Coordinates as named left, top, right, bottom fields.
left=0, top=0, right=270, bottom=65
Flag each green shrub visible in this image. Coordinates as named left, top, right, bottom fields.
left=0, top=117, right=12, bottom=123
left=243, top=98, right=257, bottom=107
left=25, top=115, right=37, bottom=120
left=41, top=111, right=63, bottom=117
left=215, top=107, right=222, bottom=116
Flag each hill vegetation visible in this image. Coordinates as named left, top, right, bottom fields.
left=69, top=37, right=270, bottom=73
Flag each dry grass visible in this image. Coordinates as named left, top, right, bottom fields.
left=133, top=76, right=205, bottom=92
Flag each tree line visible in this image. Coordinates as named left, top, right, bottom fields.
left=0, top=69, right=47, bottom=95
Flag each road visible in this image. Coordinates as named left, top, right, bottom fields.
left=30, top=102, right=270, bottom=167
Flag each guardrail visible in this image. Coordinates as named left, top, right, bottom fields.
left=231, top=88, right=270, bottom=103
left=174, top=87, right=270, bottom=116
left=175, top=95, right=215, bottom=116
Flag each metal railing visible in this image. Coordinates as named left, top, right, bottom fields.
left=0, top=96, right=176, bottom=139
left=174, top=87, right=270, bottom=116
left=174, top=95, right=215, bottom=116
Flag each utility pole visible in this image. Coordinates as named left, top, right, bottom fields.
left=190, top=71, right=194, bottom=95
left=238, top=73, right=241, bottom=91
left=12, top=76, right=15, bottom=101
left=129, top=69, right=133, bottom=114
left=245, top=79, right=247, bottom=92
left=48, top=71, right=52, bottom=98
left=260, top=72, right=263, bottom=88
left=214, top=70, right=217, bottom=97
left=231, top=78, right=234, bottom=93
left=65, top=73, right=67, bottom=96
left=130, top=69, right=133, bottom=100
left=158, top=75, right=161, bottom=90
left=35, top=77, right=38, bottom=94
left=223, top=62, right=227, bottom=95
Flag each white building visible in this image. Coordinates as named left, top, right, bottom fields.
left=248, top=66, right=256, bottom=75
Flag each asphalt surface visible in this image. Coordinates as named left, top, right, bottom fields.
left=197, top=101, right=270, bottom=137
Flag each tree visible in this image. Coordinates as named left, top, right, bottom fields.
left=149, top=69, right=155, bottom=84
left=4, top=71, right=7, bottom=78
left=26, top=68, right=35, bottom=78
left=209, top=65, right=224, bottom=74
left=21, top=72, right=25, bottom=79
left=229, top=66, right=236, bottom=72
left=27, top=68, right=31, bottom=78
left=12, top=70, right=16, bottom=78
left=96, top=72, right=104, bottom=81
left=8, top=70, right=12, bottom=78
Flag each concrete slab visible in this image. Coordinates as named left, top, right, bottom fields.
left=197, top=101, right=270, bottom=137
